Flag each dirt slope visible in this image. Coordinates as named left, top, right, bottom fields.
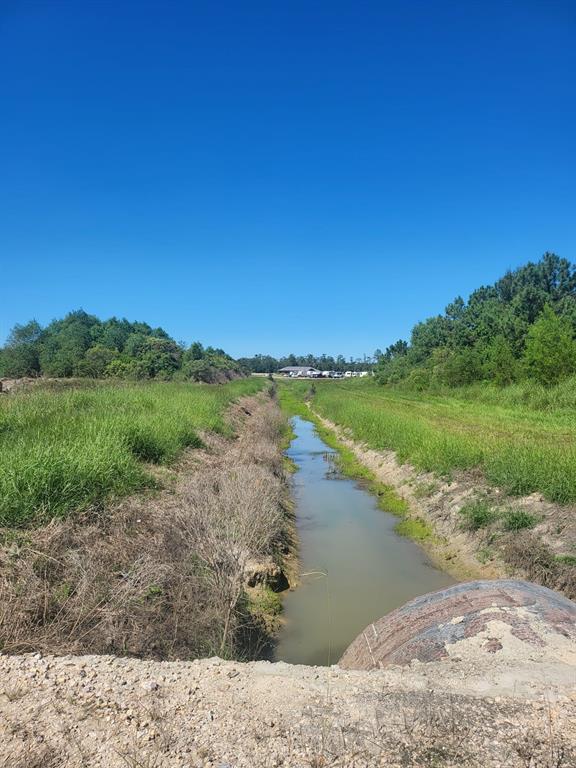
left=1, top=640, right=575, bottom=768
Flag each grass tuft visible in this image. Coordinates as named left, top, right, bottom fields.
left=459, top=500, right=498, bottom=531
left=501, top=509, right=538, bottom=531
left=395, top=517, right=432, bottom=541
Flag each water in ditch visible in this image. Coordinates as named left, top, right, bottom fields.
left=274, top=416, right=455, bottom=666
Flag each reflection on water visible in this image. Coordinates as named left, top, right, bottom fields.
left=274, top=417, right=454, bottom=666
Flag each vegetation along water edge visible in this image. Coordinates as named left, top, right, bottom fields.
left=278, top=378, right=576, bottom=597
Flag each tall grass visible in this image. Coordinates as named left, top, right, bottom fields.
left=279, top=378, right=576, bottom=503
left=0, top=378, right=265, bottom=526
left=425, top=375, right=576, bottom=412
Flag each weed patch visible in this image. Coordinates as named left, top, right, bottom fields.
left=413, top=481, right=439, bottom=499
left=504, top=533, right=576, bottom=599
left=502, top=509, right=538, bottom=531
left=395, top=517, right=432, bottom=541
left=459, top=500, right=498, bottom=531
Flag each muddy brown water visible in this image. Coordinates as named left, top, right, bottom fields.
left=274, top=416, right=455, bottom=666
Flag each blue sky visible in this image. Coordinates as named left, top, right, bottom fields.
left=1, top=1, right=575, bottom=358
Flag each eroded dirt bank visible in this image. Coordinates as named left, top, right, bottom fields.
left=1, top=646, right=575, bottom=768
left=313, top=411, right=576, bottom=596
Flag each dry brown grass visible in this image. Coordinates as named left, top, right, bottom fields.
left=504, top=532, right=576, bottom=600
left=293, top=690, right=576, bottom=768
left=0, top=393, right=291, bottom=660
left=0, top=744, right=65, bottom=768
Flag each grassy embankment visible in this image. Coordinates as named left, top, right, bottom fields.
left=0, top=378, right=265, bottom=527
left=0, top=378, right=297, bottom=661
left=288, top=377, right=576, bottom=504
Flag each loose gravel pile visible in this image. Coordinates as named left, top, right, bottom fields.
left=1, top=650, right=575, bottom=767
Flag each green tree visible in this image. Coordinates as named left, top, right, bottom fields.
left=410, top=316, right=449, bottom=363
left=39, top=310, right=99, bottom=376
left=384, top=339, right=409, bottom=360
left=524, top=305, right=576, bottom=385
left=0, top=310, right=241, bottom=382
left=105, top=357, right=138, bottom=378
left=74, top=345, right=119, bottom=377
left=484, top=335, right=518, bottom=386
left=441, top=348, right=483, bottom=387
left=131, top=337, right=182, bottom=379
left=91, top=317, right=133, bottom=351
left=186, top=341, right=205, bottom=361
left=0, top=320, right=42, bottom=377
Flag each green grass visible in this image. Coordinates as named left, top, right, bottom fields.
left=246, top=584, right=283, bottom=618
left=459, top=498, right=539, bottom=534
left=0, top=378, right=265, bottom=526
left=395, top=517, right=432, bottom=541
left=460, top=499, right=539, bottom=531
left=459, top=500, right=499, bottom=531
left=556, top=554, right=576, bottom=566
left=501, top=509, right=538, bottom=531
left=278, top=378, right=576, bottom=503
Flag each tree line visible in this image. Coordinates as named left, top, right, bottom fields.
left=376, top=252, right=576, bottom=388
left=0, top=310, right=242, bottom=383
left=237, top=354, right=377, bottom=373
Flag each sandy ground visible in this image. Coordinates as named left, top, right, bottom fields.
left=1, top=645, right=575, bottom=768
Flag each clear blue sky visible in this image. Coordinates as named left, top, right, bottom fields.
left=1, top=1, right=575, bottom=358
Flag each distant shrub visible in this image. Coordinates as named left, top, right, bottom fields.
left=441, top=348, right=483, bottom=388
left=405, top=368, right=430, bottom=391
left=484, top=335, right=518, bottom=386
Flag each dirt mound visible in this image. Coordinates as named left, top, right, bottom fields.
left=340, top=579, right=576, bottom=670
left=1, top=651, right=575, bottom=767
